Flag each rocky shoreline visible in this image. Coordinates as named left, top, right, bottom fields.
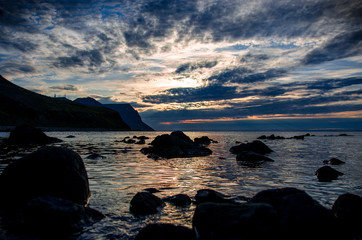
left=0, top=126, right=360, bottom=239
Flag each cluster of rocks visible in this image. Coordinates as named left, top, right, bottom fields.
left=229, top=140, right=274, bottom=166
left=131, top=187, right=362, bottom=240
left=0, top=146, right=104, bottom=239
left=140, top=131, right=213, bottom=159
left=257, top=133, right=312, bottom=140
left=118, top=135, right=149, bottom=144
left=315, top=157, right=345, bottom=182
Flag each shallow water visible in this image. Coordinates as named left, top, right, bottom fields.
left=0, top=131, right=361, bottom=239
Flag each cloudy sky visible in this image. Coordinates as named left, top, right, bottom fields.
left=1, top=0, right=362, bottom=130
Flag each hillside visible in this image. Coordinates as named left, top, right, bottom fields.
left=0, top=75, right=130, bottom=130
left=74, top=97, right=154, bottom=131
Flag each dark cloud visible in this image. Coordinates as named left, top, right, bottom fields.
left=49, top=84, right=78, bottom=91
left=302, top=30, right=362, bottom=65
left=175, top=61, right=217, bottom=73
left=53, top=49, right=104, bottom=69
left=0, top=61, right=36, bottom=75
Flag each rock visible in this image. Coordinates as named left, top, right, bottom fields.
left=130, top=192, right=165, bottom=216
left=249, top=187, right=338, bottom=240
left=257, top=134, right=285, bottom=140
left=5, top=125, right=62, bottom=145
left=236, top=151, right=274, bottom=165
left=332, top=193, right=362, bottom=239
left=147, top=153, right=160, bottom=160
left=230, top=140, right=273, bottom=155
left=194, top=136, right=214, bottom=145
left=144, top=188, right=161, bottom=193
left=24, top=196, right=104, bottom=237
left=195, top=189, right=233, bottom=205
left=293, top=135, right=305, bottom=140
left=86, top=153, right=106, bottom=160
left=163, top=194, right=192, bottom=207
left=135, top=223, right=196, bottom=240
left=315, top=166, right=344, bottom=182
left=65, top=135, right=75, bottom=138
left=0, top=146, right=90, bottom=207
left=192, top=202, right=279, bottom=240
left=140, top=131, right=212, bottom=159
left=328, top=158, right=345, bottom=165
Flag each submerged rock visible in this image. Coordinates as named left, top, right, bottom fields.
left=193, top=202, right=279, bottom=240
left=230, top=140, right=273, bottom=155
left=5, top=125, right=62, bottom=145
left=163, top=194, right=192, bottom=207
left=140, top=131, right=212, bottom=159
left=130, top=192, right=165, bottom=216
left=315, top=166, right=344, bottom=182
left=135, top=223, right=196, bottom=240
left=0, top=146, right=90, bottom=207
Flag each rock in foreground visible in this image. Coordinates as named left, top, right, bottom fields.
left=0, top=146, right=90, bottom=206
left=141, top=131, right=212, bottom=159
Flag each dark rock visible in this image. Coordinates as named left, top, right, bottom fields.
left=144, top=188, right=161, bottom=193
left=329, top=158, right=345, bottom=165
left=293, top=135, right=305, bottom=140
left=230, top=140, right=273, bottom=155
left=0, top=146, right=90, bottom=207
left=130, top=192, right=165, bottom=216
left=135, top=223, right=196, bottom=240
left=135, top=139, right=146, bottom=144
left=124, top=138, right=136, bottom=144
left=147, top=153, right=160, bottom=160
left=195, top=189, right=232, bottom=205
left=86, top=153, right=106, bottom=160
left=315, top=166, right=344, bottom=182
left=236, top=151, right=274, bottom=164
left=257, top=135, right=267, bottom=139
left=192, top=202, right=279, bottom=240
left=163, top=194, right=192, bottom=206
left=332, top=193, right=362, bottom=239
left=140, top=131, right=212, bottom=159
left=5, top=125, right=62, bottom=145
left=258, top=134, right=285, bottom=140
left=65, top=135, right=75, bottom=138
left=250, top=187, right=338, bottom=240
left=194, top=136, right=214, bottom=145
left=24, top=196, right=104, bottom=237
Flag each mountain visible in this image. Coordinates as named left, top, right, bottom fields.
left=0, top=75, right=130, bottom=130
left=74, top=97, right=154, bottom=131
left=104, top=104, right=154, bottom=131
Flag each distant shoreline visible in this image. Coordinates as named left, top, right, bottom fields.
left=0, top=126, right=148, bottom=132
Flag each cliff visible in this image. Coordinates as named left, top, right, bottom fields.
left=0, top=75, right=130, bottom=130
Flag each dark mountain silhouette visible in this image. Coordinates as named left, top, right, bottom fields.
left=0, top=75, right=130, bottom=130
left=74, top=97, right=154, bottom=131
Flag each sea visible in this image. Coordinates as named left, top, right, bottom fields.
left=0, top=131, right=361, bottom=240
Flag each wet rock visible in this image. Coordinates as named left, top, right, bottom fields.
left=230, top=140, right=273, bottom=155
left=0, top=146, right=90, bottom=207
left=86, top=153, right=106, bottom=160
left=163, top=194, right=192, bottom=207
left=236, top=151, right=274, bottom=163
left=135, top=223, right=196, bottom=240
left=5, top=125, right=62, bottom=145
left=250, top=187, right=338, bottom=240
left=293, top=134, right=305, bottom=140
left=195, top=189, right=233, bottom=205
left=332, top=193, right=362, bottom=239
left=257, top=134, right=285, bottom=140
left=147, top=153, right=160, bottom=160
left=140, top=131, right=212, bottom=159
left=323, top=157, right=345, bottom=165
left=130, top=192, right=165, bottom=216
left=24, top=196, right=104, bottom=237
left=194, top=136, right=216, bottom=145
left=193, top=202, right=279, bottom=240
left=315, top=166, right=344, bottom=182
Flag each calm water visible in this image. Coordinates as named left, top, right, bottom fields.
left=0, top=131, right=361, bottom=239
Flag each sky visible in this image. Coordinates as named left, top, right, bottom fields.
left=1, top=0, right=362, bottom=130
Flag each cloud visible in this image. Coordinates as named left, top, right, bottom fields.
left=302, top=30, right=362, bottom=65
left=175, top=61, right=217, bottom=73
left=49, top=84, right=79, bottom=91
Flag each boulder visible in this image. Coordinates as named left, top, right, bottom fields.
left=130, top=192, right=165, bottom=216
left=163, top=194, right=192, bottom=207
left=24, top=196, right=104, bottom=237
left=5, top=125, right=62, bottom=145
left=192, top=202, right=279, bottom=240
left=194, top=136, right=215, bottom=145
left=323, top=157, right=345, bottom=165
left=332, top=193, right=362, bottom=239
left=230, top=140, right=273, bottom=155
left=195, top=189, right=233, bottom=205
left=0, top=146, right=90, bottom=207
left=236, top=151, right=274, bottom=164
left=135, top=223, right=196, bottom=240
left=140, top=131, right=212, bottom=159
left=250, top=187, right=338, bottom=240
left=315, top=166, right=344, bottom=182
